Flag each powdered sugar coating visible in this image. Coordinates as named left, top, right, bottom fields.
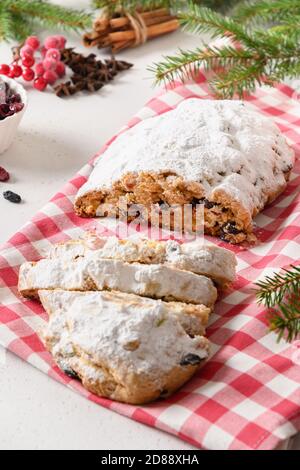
left=39, top=290, right=209, bottom=386
left=76, top=99, right=294, bottom=217
left=47, top=235, right=237, bottom=286
left=19, top=254, right=218, bottom=306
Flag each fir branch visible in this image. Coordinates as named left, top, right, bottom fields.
left=255, top=266, right=300, bottom=308
left=268, top=297, right=300, bottom=343
left=150, top=1, right=300, bottom=98
left=255, top=265, right=300, bottom=342
left=149, top=43, right=260, bottom=85
left=0, top=1, right=15, bottom=41
left=92, top=0, right=240, bottom=14
left=10, top=13, right=32, bottom=42
left=211, top=60, right=267, bottom=98
left=0, top=0, right=92, bottom=42
left=10, top=0, right=92, bottom=32
left=233, top=0, right=300, bottom=24
left=180, top=4, right=259, bottom=50
left=92, top=0, right=173, bottom=14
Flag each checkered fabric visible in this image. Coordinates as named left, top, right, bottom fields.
left=0, top=75, right=300, bottom=450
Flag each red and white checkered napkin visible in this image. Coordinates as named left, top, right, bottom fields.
left=1, top=75, right=300, bottom=450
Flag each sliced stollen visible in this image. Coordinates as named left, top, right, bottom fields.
left=74, top=99, right=294, bottom=243
left=47, top=234, right=237, bottom=287
left=19, top=255, right=218, bottom=306
left=39, top=289, right=210, bottom=404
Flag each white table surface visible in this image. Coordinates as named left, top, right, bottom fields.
left=0, top=0, right=299, bottom=451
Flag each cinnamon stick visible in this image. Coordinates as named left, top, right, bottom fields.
left=108, top=19, right=179, bottom=43
left=139, top=8, right=170, bottom=19
left=109, top=14, right=175, bottom=29
left=83, top=8, right=180, bottom=52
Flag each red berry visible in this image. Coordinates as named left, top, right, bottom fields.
left=9, top=64, right=23, bottom=78
left=43, top=70, right=58, bottom=85
left=0, top=64, right=10, bottom=75
left=20, top=45, right=34, bottom=57
left=22, top=67, right=35, bottom=81
left=22, top=56, right=35, bottom=68
left=40, top=46, right=47, bottom=58
left=46, top=48, right=61, bottom=61
left=9, top=102, right=24, bottom=113
left=44, top=36, right=59, bottom=50
left=55, top=61, right=65, bottom=78
left=25, top=36, right=40, bottom=50
left=33, top=77, right=47, bottom=91
left=55, top=35, right=66, bottom=50
left=0, top=166, right=9, bottom=182
left=43, top=58, right=57, bottom=70
left=35, top=62, right=45, bottom=76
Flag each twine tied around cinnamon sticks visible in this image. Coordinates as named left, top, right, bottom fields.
left=83, top=7, right=180, bottom=53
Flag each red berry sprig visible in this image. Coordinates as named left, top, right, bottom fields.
left=0, top=35, right=67, bottom=92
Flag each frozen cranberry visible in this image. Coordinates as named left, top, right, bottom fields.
left=8, top=93, right=22, bottom=104
left=55, top=35, right=66, bottom=50
left=22, top=56, right=35, bottom=68
left=25, top=36, right=40, bottom=50
left=20, top=45, right=34, bottom=57
left=40, top=46, right=47, bottom=58
left=0, top=82, right=23, bottom=119
left=0, top=103, right=12, bottom=117
left=9, top=64, right=23, bottom=78
left=35, top=62, right=45, bottom=76
left=33, top=77, right=47, bottom=91
left=44, top=36, right=59, bottom=50
left=55, top=61, right=65, bottom=77
left=0, top=64, right=10, bottom=75
left=46, top=48, right=61, bottom=61
left=22, top=67, right=35, bottom=81
left=0, top=167, right=9, bottom=182
left=43, top=70, right=58, bottom=85
left=43, top=58, right=57, bottom=70
left=9, top=102, right=24, bottom=113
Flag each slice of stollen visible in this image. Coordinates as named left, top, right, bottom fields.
left=39, top=289, right=210, bottom=405
left=47, top=234, right=237, bottom=287
left=19, top=256, right=217, bottom=306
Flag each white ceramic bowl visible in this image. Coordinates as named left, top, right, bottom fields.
left=0, top=75, right=27, bottom=154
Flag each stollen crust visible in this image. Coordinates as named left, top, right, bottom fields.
left=39, top=289, right=210, bottom=405
left=74, top=99, right=294, bottom=243
left=47, top=233, right=237, bottom=287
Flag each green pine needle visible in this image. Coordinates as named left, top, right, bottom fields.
left=233, top=0, right=300, bottom=24
left=180, top=5, right=258, bottom=50
left=150, top=0, right=300, bottom=98
left=0, top=2, right=15, bottom=41
left=92, top=0, right=173, bottom=14
left=0, top=0, right=92, bottom=42
left=92, top=0, right=238, bottom=15
left=268, top=298, right=300, bottom=343
left=255, top=266, right=300, bottom=342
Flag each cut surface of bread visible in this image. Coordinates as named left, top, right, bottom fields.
left=39, top=289, right=210, bottom=404
left=75, top=99, right=294, bottom=243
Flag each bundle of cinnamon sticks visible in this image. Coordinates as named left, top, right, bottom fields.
left=83, top=8, right=180, bottom=53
